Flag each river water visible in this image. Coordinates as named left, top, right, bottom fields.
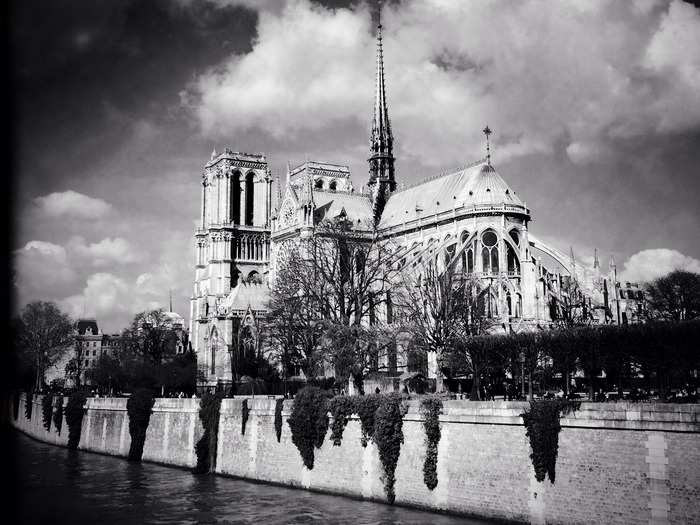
left=13, top=432, right=487, bottom=524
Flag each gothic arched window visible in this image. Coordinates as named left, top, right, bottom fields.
left=509, top=229, right=520, bottom=246
left=210, top=327, right=218, bottom=375
left=231, top=171, right=241, bottom=225
left=481, top=231, right=499, bottom=274
left=329, top=180, right=337, bottom=191
left=315, top=179, right=324, bottom=189
left=245, top=172, right=254, bottom=225
left=460, top=230, right=470, bottom=244
left=507, top=244, right=520, bottom=275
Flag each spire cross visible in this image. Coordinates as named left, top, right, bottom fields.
left=483, top=125, right=492, bottom=165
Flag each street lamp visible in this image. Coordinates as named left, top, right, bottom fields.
left=519, top=351, right=526, bottom=399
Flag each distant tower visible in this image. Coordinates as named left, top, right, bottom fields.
left=367, top=11, right=395, bottom=225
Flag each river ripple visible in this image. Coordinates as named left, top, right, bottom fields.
left=14, top=432, right=487, bottom=525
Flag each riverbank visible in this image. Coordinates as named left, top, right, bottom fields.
left=10, top=393, right=700, bottom=524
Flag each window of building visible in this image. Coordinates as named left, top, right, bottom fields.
left=460, top=230, right=470, bottom=244
left=245, top=172, right=255, bottom=225
left=509, top=229, right=519, bottom=245
left=481, top=231, right=499, bottom=274
left=329, top=180, right=337, bottom=191
left=231, top=171, right=241, bottom=224
left=315, top=179, right=324, bottom=189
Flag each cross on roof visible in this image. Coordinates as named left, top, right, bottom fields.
left=483, top=125, right=493, bottom=165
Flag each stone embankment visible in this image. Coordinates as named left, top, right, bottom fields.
left=11, top=393, right=700, bottom=524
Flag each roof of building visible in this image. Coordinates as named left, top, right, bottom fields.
left=226, top=282, right=270, bottom=312
left=378, top=161, right=525, bottom=230
left=313, top=191, right=374, bottom=226
left=76, top=319, right=99, bottom=336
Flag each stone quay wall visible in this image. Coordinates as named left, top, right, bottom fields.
left=11, top=393, right=700, bottom=524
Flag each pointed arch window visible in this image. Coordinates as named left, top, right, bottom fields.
left=245, top=172, right=254, bottom=225
left=329, top=180, right=337, bottom=191
left=315, top=179, right=324, bottom=190
left=481, top=231, right=499, bottom=274
left=507, top=244, right=520, bottom=275
left=230, top=171, right=241, bottom=224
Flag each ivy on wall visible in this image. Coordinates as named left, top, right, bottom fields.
left=24, top=391, right=33, bottom=420
left=373, top=393, right=407, bottom=504
left=194, top=391, right=224, bottom=474
left=274, top=399, right=283, bottom=443
left=126, top=388, right=155, bottom=462
left=287, top=387, right=329, bottom=469
left=355, top=394, right=381, bottom=447
left=521, top=399, right=579, bottom=483
left=420, top=396, right=443, bottom=491
left=241, top=399, right=250, bottom=435
left=65, top=391, right=88, bottom=450
left=328, top=395, right=355, bottom=446
left=53, top=396, right=64, bottom=435
left=41, top=395, right=53, bottom=431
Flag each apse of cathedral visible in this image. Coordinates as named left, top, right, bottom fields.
left=189, top=20, right=645, bottom=388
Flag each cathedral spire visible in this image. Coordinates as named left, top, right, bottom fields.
left=483, top=126, right=492, bottom=165
left=594, top=248, right=600, bottom=269
left=367, top=4, right=396, bottom=225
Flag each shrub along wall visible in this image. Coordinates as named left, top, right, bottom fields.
left=126, top=388, right=155, bottom=462
left=65, top=392, right=88, bottom=449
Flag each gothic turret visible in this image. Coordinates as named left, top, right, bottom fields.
left=367, top=15, right=395, bottom=225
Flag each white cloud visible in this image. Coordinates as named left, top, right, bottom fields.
left=68, top=236, right=141, bottom=266
left=188, top=0, right=700, bottom=167
left=34, top=190, right=112, bottom=219
left=620, top=249, right=700, bottom=283
left=12, top=241, right=77, bottom=305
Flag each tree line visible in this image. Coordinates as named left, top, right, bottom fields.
left=11, top=303, right=197, bottom=396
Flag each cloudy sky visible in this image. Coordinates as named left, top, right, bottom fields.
left=10, top=0, right=700, bottom=332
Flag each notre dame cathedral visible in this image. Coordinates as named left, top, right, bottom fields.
left=189, top=21, right=645, bottom=389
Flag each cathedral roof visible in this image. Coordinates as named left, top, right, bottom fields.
left=226, top=282, right=269, bottom=312
left=313, top=191, right=374, bottom=227
left=378, top=160, right=527, bottom=231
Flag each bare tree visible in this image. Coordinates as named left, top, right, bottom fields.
left=645, top=270, right=700, bottom=321
left=14, top=301, right=75, bottom=391
left=121, top=309, right=179, bottom=366
left=266, top=215, right=400, bottom=388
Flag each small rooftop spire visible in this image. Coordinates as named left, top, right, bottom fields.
left=169, top=289, right=173, bottom=312
left=483, top=125, right=492, bottom=165
left=211, top=147, right=218, bottom=160
left=570, top=246, right=576, bottom=269
left=594, top=248, right=600, bottom=269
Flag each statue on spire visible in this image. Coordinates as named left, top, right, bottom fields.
left=367, top=2, right=396, bottom=226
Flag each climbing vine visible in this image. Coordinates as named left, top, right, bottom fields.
left=65, top=391, right=88, bottom=449
left=53, top=396, right=64, bottom=435
left=373, top=393, right=407, bottom=504
left=287, top=386, right=329, bottom=469
left=328, top=395, right=355, bottom=446
left=194, top=391, right=224, bottom=474
left=354, top=394, right=381, bottom=447
left=41, top=395, right=53, bottom=431
left=420, top=396, right=443, bottom=490
left=241, top=399, right=250, bottom=435
left=24, top=391, right=33, bottom=420
left=274, top=399, right=283, bottom=443
left=126, top=388, right=155, bottom=462
left=521, top=399, right=579, bottom=483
